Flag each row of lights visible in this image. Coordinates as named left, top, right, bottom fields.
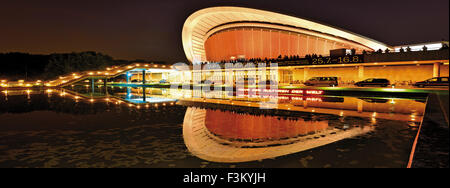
left=44, top=63, right=173, bottom=87
left=44, top=89, right=176, bottom=108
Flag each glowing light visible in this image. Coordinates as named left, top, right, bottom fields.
left=390, top=99, right=396, bottom=104
left=88, top=72, right=94, bottom=75
left=372, top=112, right=377, bottom=117
left=46, top=89, right=53, bottom=93
left=90, top=99, right=95, bottom=103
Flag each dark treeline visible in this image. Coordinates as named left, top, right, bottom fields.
left=0, top=52, right=160, bottom=81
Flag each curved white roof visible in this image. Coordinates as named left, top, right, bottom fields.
left=182, top=6, right=391, bottom=63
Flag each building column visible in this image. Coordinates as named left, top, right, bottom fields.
left=142, top=87, right=146, bottom=102
left=104, top=78, right=108, bottom=95
left=433, top=62, right=441, bottom=77
left=357, top=100, right=363, bottom=113
left=91, top=78, right=95, bottom=95
left=358, top=65, right=364, bottom=81
left=142, top=70, right=146, bottom=84
left=126, top=87, right=131, bottom=100
left=304, top=67, right=309, bottom=82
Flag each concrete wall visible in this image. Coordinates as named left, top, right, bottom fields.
left=365, top=64, right=433, bottom=82
left=204, top=27, right=366, bottom=62
left=288, top=64, right=442, bottom=84
left=291, top=66, right=359, bottom=83
left=440, top=65, right=449, bottom=77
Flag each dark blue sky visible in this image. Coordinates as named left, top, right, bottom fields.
left=0, top=0, right=448, bottom=63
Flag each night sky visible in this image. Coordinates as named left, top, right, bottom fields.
left=0, top=0, right=448, bottom=64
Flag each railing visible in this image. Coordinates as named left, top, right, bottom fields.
left=44, top=63, right=171, bottom=87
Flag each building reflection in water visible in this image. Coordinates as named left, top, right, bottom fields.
left=183, top=107, right=375, bottom=163
left=205, top=109, right=329, bottom=142
left=0, top=87, right=426, bottom=163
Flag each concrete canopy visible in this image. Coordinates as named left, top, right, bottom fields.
left=182, top=6, right=391, bottom=63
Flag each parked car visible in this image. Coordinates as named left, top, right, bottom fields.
left=413, top=77, right=449, bottom=88
left=304, top=77, right=338, bottom=86
left=355, top=78, right=390, bottom=87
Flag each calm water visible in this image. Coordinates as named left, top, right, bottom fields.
left=0, top=87, right=426, bottom=168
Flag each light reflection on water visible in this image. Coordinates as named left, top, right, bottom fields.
left=0, top=87, right=425, bottom=167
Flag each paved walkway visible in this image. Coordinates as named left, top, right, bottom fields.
left=410, top=92, right=449, bottom=168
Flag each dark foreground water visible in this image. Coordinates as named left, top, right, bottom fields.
left=0, top=87, right=424, bottom=168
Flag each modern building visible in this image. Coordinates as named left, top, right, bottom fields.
left=182, top=7, right=449, bottom=84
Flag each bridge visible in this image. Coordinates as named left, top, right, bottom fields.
left=44, top=63, right=174, bottom=88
